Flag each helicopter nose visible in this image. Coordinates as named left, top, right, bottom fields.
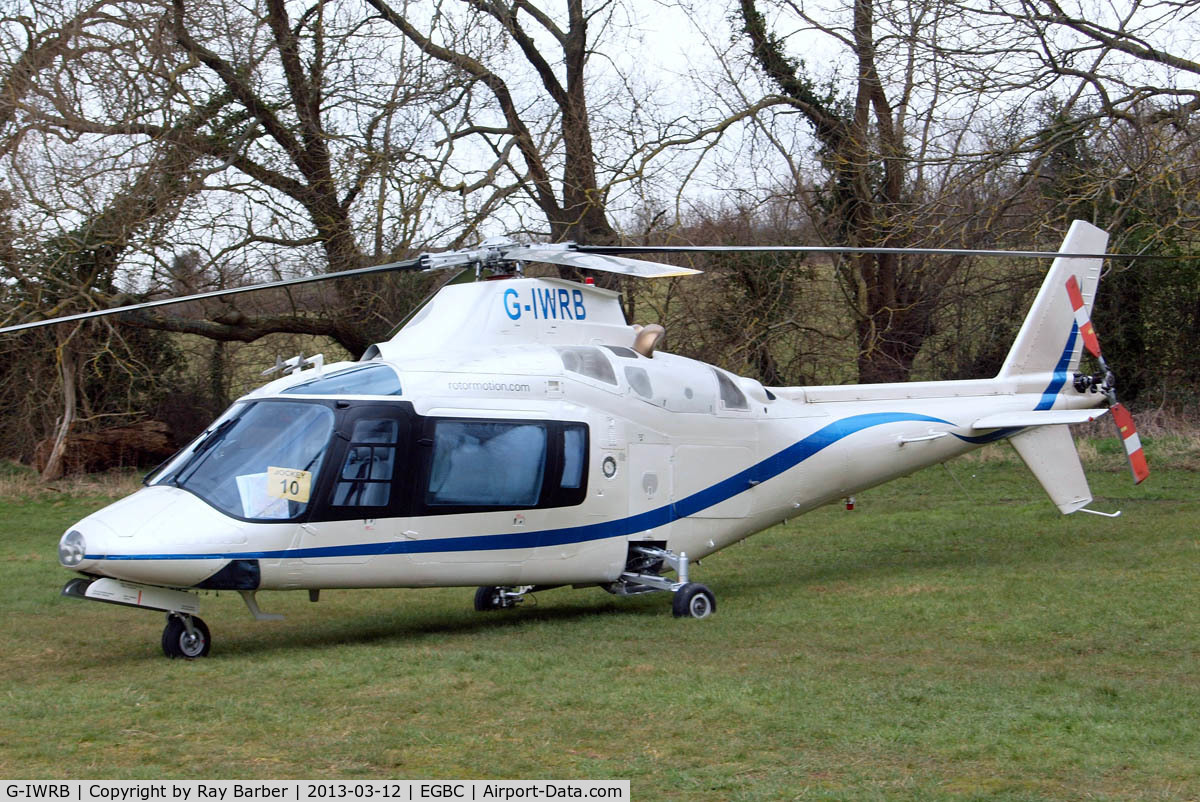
left=58, top=529, right=87, bottom=567
left=56, top=485, right=269, bottom=587
left=57, top=517, right=120, bottom=572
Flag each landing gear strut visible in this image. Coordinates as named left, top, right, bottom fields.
left=606, top=545, right=717, bottom=619
left=162, top=613, right=211, bottom=659
left=61, top=578, right=214, bottom=659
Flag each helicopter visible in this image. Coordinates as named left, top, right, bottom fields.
left=1, top=220, right=1149, bottom=658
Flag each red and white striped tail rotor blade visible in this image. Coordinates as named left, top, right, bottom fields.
left=1110, top=403, right=1149, bottom=484
left=1065, top=274, right=1102, bottom=358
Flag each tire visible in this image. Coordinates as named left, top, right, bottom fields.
left=672, top=583, right=716, bottom=619
left=474, top=586, right=504, bottom=612
left=162, top=615, right=211, bottom=659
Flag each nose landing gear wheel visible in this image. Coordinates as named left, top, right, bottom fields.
left=162, top=614, right=211, bottom=659
left=672, top=582, right=716, bottom=619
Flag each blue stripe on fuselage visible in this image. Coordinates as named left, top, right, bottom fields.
left=88, top=411, right=970, bottom=563
left=953, top=427, right=1023, bottom=444
left=1035, top=322, right=1079, bottom=410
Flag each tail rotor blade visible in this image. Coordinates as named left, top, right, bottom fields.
left=1067, top=273, right=1146, bottom=484
left=1065, top=274, right=1102, bottom=358
left=1110, top=402, right=1150, bottom=484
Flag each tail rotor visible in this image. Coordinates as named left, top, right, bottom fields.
left=1066, top=275, right=1150, bottom=484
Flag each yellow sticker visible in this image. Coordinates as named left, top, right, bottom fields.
left=267, top=466, right=312, bottom=503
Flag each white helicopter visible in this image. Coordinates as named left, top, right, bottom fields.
left=2, top=220, right=1148, bottom=658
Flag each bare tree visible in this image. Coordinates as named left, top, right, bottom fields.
left=991, top=0, right=1199, bottom=122
left=735, top=0, right=991, bottom=383
left=2, top=0, right=503, bottom=357
left=726, top=0, right=1199, bottom=384
left=653, top=202, right=844, bottom=387
left=363, top=0, right=622, bottom=247
left=0, top=0, right=205, bottom=473
left=0, top=0, right=475, bottom=469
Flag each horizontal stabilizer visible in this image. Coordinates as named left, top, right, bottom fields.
left=973, top=408, right=1109, bottom=430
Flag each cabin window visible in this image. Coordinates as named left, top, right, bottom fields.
left=283, top=364, right=402, bottom=396
left=418, top=418, right=588, bottom=512
left=426, top=421, right=548, bottom=507
left=557, top=346, right=617, bottom=385
left=333, top=419, right=400, bottom=507
left=713, top=369, right=749, bottom=410
left=561, top=424, right=586, bottom=489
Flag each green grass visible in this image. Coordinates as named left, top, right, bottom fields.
left=1, top=444, right=1197, bottom=800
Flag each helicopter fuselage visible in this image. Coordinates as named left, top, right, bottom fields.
left=61, top=336, right=1096, bottom=594
left=53, top=229, right=1120, bottom=657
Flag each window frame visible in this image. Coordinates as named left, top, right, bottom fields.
left=161, top=400, right=587, bottom=523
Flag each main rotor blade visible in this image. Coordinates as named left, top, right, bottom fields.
left=0, top=257, right=422, bottom=335
left=575, top=244, right=1138, bottom=260
left=504, top=246, right=701, bottom=278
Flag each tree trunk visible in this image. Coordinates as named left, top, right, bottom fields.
left=41, top=346, right=77, bottom=481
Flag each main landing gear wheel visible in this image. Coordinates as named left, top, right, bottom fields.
left=672, top=582, right=716, bottom=619
left=474, top=586, right=507, bottom=612
left=474, top=585, right=535, bottom=611
left=162, top=614, right=211, bottom=659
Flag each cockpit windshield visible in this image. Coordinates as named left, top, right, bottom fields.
left=157, top=401, right=334, bottom=521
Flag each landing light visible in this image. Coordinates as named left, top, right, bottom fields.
left=58, top=530, right=85, bottom=567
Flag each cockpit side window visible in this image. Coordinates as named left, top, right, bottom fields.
left=333, top=419, right=400, bottom=507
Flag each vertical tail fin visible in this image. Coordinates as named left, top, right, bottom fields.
left=995, top=221, right=1113, bottom=514
left=998, top=221, right=1109, bottom=409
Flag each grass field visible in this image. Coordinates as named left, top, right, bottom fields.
left=0, top=441, right=1197, bottom=800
